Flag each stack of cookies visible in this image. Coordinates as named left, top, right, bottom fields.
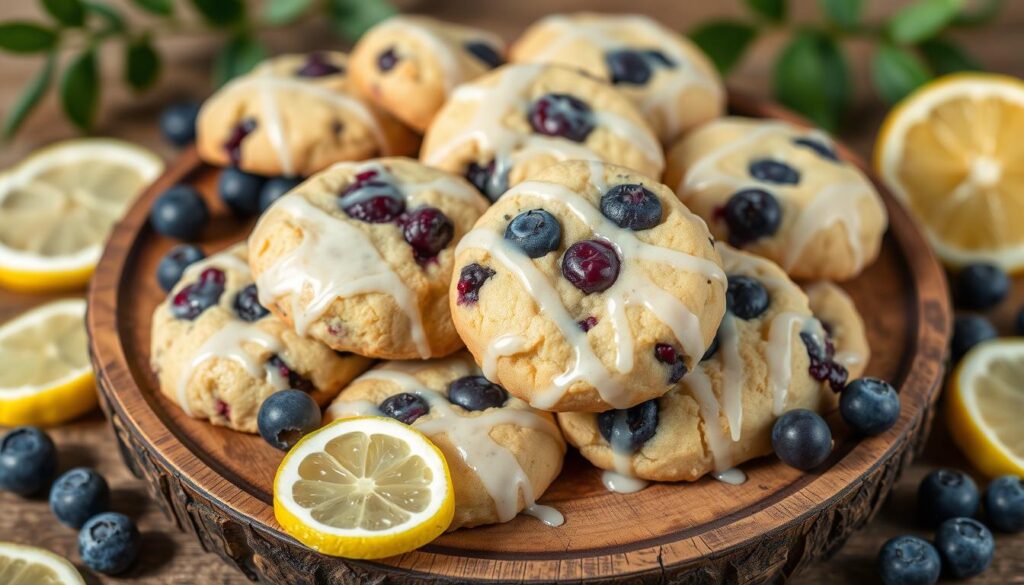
left=150, top=12, right=885, bottom=530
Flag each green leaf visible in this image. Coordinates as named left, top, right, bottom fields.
left=60, top=48, right=99, bottom=131
left=871, top=44, right=932, bottom=103
left=84, top=1, right=126, bottom=33
left=213, top=34, right=267, bottom=87
left=3, top=53, right=55, bottom=139
left=773, top=31, right=851, bottom=131
left=42, top=0, right=85, bottom=27
left=329, top=0, right=395, bottom=40
left=126, top=36, right=161, bottom=90
left=0, top=22, right=58, bottom=53
left=743, top=0, right=787, bottom=21
left=131, top=0, right=173, bottom=16
left=190, top=0, right=244, bottom=27
left=264, top=0, right=315, bottom=25
left=819, top=0, right=864, bottom=28
left=689, top=21, right=758, bottom=75
left=953, top=0, right=1004, bottom=26
left=887, top=0, right=964, bottom=45
left=920, top=37, right=982, bottom=75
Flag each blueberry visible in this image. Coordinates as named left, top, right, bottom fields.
left=259, top=177, right=303, bottom=213
left=338, top=170, right=406, bottom=223
left=771, top=409, right=832, bottom=471
left=918, top=469, right=979, bottom=527
left=597, top=399, right=659, bottom=453
left=266, top=355, right=316, bottom=394
left=528, top=93, right=595, bottom=142
left=792, top=137, right=839, bottom=162
left=78, top=512, right=140, bottom=575
left=295, top=52, right=343, bottom=77
left=935, top=517, right=994, bottom=579
left=726, top=275, right=770, bottom=319
left=218, top=167, right=266, bottom=217
left=150, top=185, right=210, bottom=241
left=505, top=209, right=562, bottom=258
left=984, top=475, right=1024, bottom=532
left=562, top=239, right=621, bottom=294
left=1017, top=306, right=1024, bottom=335
left=723, top=189, right=782, bottom=246
left=653, top=343, right=688, bottom=383
left=951, top=315, right=997, bottom=362
left=878, top=535, right=941, bottom=585
left=156, top=244, right=204, bottom=292
left=600, top=184, right=663, bottom=230
left=233, top=284, right=269, bottom=322
left=456, top=263, right=495, bottom=306
left=749, top=159, right=801, bottom=185
left=465, top=41, right=504, bottom=68
left=378, top=46, right=400, bottom=72
left=447, top=376, right=508, bottom=411
left=578, top=316, right=598, bottom=331
left=701, top=333, right=719, bottom=362
left=379, top=392, right=430, bottom=425
left=801, top=331, right=849, bottom=393
left=223, top=118, right=257, bottom=166
left=605, top=49, right=653, bottom=85
left=465, top=160, right=504, bottom=201
left=159, top=102, right=200, bottom=147
left=49, top=468, right=110, bottom=529
left=402, top=207, right=454, bottom=263
left=953, top=263, right=1009, bottom=310
left=840, top=377, right=900, bottom=436
left=257, top=390, right=322, bottom=451
left=0, top=427, right=57, bottom=496
left=170, top=267, right=225, bottom=320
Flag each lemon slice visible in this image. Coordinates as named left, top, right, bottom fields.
left=274, top=416, right=454, bottom=559
left=0, top=139, right=163, bottom=292
left=875, top=73, right=1024, bottom=271
left=947, top=338, right=1024, bottom=478
left=0, top=299, right=95, bottom=427
left=0, top=542, right=85, bottom=585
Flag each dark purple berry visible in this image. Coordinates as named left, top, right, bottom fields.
left=150, top=185, right=210, bottom=241
left=954, top=263, right=1009, bottom=310
left=723, top=188, right=782, bottom=246
left=380, top=393, right=430, bottom=425
left=878, top=535, right=941, bottom=585
left=984, top=475, right=1024, bottom=533
left=156, top=244, right=204, bottom=292
left=0, top=427, right=57, bottom=496
left=598, top=400, right=659, bottom=453
left=935, top=517, right=994, bottom=579
left=378, top=47, right=400, bottom=72
left=726, top=275, right=770, bottom=319
left=800, top=331, right=848, bottom=393
left=296, top=52, right=343, bottom=77
left=793, top=137, right=839, bottom=162
left=529, top=93, right=595, bottom=142
left=464, top=159, right=507, bottom=201
left=654, top=343, right=688, bottom=383
left=219, top=167, right=266, bottom=217
left=402, top=207, right=454, bottom=263
left=702, top=333, right=720, bottom=362
left=918, top=469, right=980, bottom=527
left=78, top=512, right=140, bottom=575
left=447, top=376, right=508, bottom=411
left=339, top=170, right=406, bottom=223
left=257, top=390, right=321, bottom=451
left=160, top=102, right=200, bottom=147
left=600, top=184, right=663, bottom=230
left=223, top=117, right=257, bottom=166
left=49, top=468, right=110, bottom=529
left=605, top=49, right=653, bottom=85
left=505, top=209, right=562, bottom=257
left=771, top=409, right=832, bottom=470
left=578, top=316, right=598, bottom=331
left=170, top=268, right=225, bottom=320
left=259, top=176, right=303, bottom=213
left=267, top=355, right=316, bottom=394
left=749, top=159, right=801, bottom=185
left=465, top=41, right=504, bottom=68
left=951, top=315, right=997, bottom=362
left=840, top=377, right=900, bottom=436
left=561, top=239, right=620, bottom=294
left=233, top=284, right=269, bottom=322
left=456, top=263, right=495, bottom=305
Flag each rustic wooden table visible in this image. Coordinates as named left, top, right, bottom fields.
left=2, top=1, right=1023, bottom=583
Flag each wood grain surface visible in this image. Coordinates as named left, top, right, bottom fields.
left=2, top=0, right=1024, bottom=583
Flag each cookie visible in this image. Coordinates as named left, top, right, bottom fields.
left=558, top=244, right=842, bottom=484
left=510, top=13, right=724, bottom=145
left=664, top=117, right=888, bottom=281
left=196, top=52, right=419, bottom=178
left=325, top=353, right=566, bottom=529
left=451, top=160, right=726, bottom=412
left=150, top=244, right=371, bottom=433
left=350, top=16, right=506, bottom=132
left=249, top=157, right=488, bottom=359
left=421, top=63, right=665, bottom=201
left=804, top=281, right=870, bottom=380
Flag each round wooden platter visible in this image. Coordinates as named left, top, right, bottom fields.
left=87, top=93, right=951, bottom=585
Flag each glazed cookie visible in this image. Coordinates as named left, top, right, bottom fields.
left=325, top=353, right=566, bottom=529
left=558, top=244, right=845, bottom=485
left=350, top=16, right=506, bottom=132
left=150, top=244, right=371, bottom=433
left=421, top=63, right=664, bottom=201
left=249, top=157, right=488, bottom=359
left=664, top=117, right=888, bottom=281
left=196, top=52, right=419, bottom=178
left=451, top=160, right=726, bottom=412
left=804, top=281, right=870, bottom=380
left=511, top=13, right=724, bottom=145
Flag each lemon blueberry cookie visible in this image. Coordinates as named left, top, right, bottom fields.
left=664, top=117, right=888, bottom=281
left=350, top=15, right=506, bottom=132
left=150, top=244, right=371, bottom=433
left=804, top=281, right=870, bottom=380
left=558, top=244, right=847, bottom=484
left=451, top=160, right=726, bottom=412
left=325, top=353, right=566, bottom=529
left=196, top=52, right=419, bottom=178
left=421, top=63, right=664, bottom=201
left=510, top=13, right=724, bottom=145
left=249, top=157, right=488, bottom=359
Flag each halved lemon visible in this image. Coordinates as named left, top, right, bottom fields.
left=0, top=542, right=85, bottom=585
left=947, top=338, right=1024, bottom=478
left=875, top=73, right=1024, bottom=271
left=274, top=416, right=454, bottom=559
left=0, top=299, right=96, bottom=427
left=0, top=139, right=163, bottom=292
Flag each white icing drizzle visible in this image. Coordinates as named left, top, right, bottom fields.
left=601, top=453, right=649, bottom=494
left=482, top=334, right=530, bottom=381
left=684, top=368, right=733, bottom=475
left=713, top=468, right=747, bottom=485
left=766, top=312, right=811, bottom=416
left=718, top=313, right=744, bottom=442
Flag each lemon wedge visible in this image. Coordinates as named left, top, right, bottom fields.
left=0, top=299, right=95, bottom=427
left=947, top=338, right=1024, bottom=478
left=274, top=416, right=455, bottom=559
left=0, top=139, right=163, bottom=292
left=0, top=542, right=85, bottom=585
left=875, top=73, right=1024, bottom=271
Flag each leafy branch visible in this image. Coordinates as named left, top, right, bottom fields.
left=690, top=0, right=1003, bottom=131
left=0, top=0, right=394, bottom=139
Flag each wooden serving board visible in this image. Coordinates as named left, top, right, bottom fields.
left=87, top=94, right=951, bottom=585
